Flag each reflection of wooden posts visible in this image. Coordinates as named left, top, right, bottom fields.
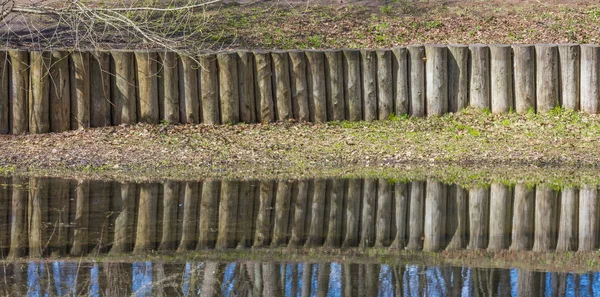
left=517, top=270, right=541, bottom=297
left=158, top=182, right=179, bottom=251
left=343, top=263, right=359, bottom=297
left=306, top=179, right=326, bottom=247
left=406, top=181, right=425, bottom=250
left=488, top=183, right=512, bottom=250
left=324, top=179, right=344, bottom=248
left=28, top=178, right=49, bottom=257
left=9, top=50, right=29, bottom=134
left=390, top=182, right=408, bottom=249
left=556, top=187, right=578, bottom=251
left=198, top=180, right=219, bottom=249
left=201, top=262, right=225, bottom=297
left=510, top=184, right=535, bottom=251
left=342, top=179, right=361, bottom=248
left=0, top=178, right=9, bottom=255
left=446, top=186, right=468, bottom=250
left=88, top=181, right=112, bottom=254
left=28, top=51, right=50, bottom=133
left=237, top=181, right=256, bottom=248
left=289, top=180, right=309, bottom=248
left=49, top=51, right=72, bottom=131
left=272, top=180, right=291, bottom=247
left=254, top=180, right=275, bottom=247
left=158, top=51, right=179, bottom=123
left=393, top=265, right=406, bottom=297
left=104, top=263, right=133, bottom=296
left=263, top=263, right=284, bottom=297
left=316, top=263, right=331, bottom=297
left=134, top=183, right=158, bottom=253
left=360, top=178, right=376, bottom=248
left=424, top=180, right=446, bottom=251
left=48, top=179, right=69, bottom=256
left=579, top=186, right=598, bottom=251
left=468, top=187, right=489, bottom=250
left=375, top=179, right=392, bottom=247
left=110, top=183, right=135, bottom=254
left=216, top=181, right=240, bottom=248
left=90, top=51, right=112, bottom=127
left=533, top=185, right=558, bottom=252
left=364, top=264, right=379, bottom=296
left=70, top=180, right=89, bottom=256
left=301, top=263, right=312, bottom=297
left=178, top=182, right=200, bottom=251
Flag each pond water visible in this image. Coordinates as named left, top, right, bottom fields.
left=0, top=176, right=598, bottom=296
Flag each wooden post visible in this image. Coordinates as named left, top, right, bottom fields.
left=238, top=51, right=256, bottom=123
left=306, top=50, right=327, bottom=122
left=392, top=47, right=409, bottom=116
left=288, top=180, right=308, bottom=247
left=179, top=54, right=200, bottom=124
left=510, top=184, right=535, bottom=251
left=490, top=45, right=513, bottom=113
left=133, top=183, right=158, bottom=253
left=579, top=186, right=598, bottom=251
left=254, top=180, right=274, bottom=247
left=361, top=50, right=377, bottom=121
left=218, top=52, right=240, bottom=124
left=468, top=187, right=489, bottom=250
left=390, top=182, right=408, bottom=249
left=342, top=179, right=361, bottom=248
left=423, top=179, right=446, bottom=251
left=469, top=44, right=491, bottom=110
left=271, top=51, right=292, bottom=121
left=407, top=45, right=425, bottom=117
left=306, top=179, right=326, bottom=247
left=70, top=180, right=89, bottom=256
left=376, top=49, right=393, bottom=120
left=448, top=45, right=468, bottom=113
left=446, top=186, right=468, bottom=250
left=9, top=49, right=29, bottom=134
left=197, top=180, right=219, bottom=249
left=513, top=45, right=536, bottom=113
left=110, top=183, right=135, bottom=254
left=536, top=45, right=559, bottom=112
left=111, top=51, right=136, bottom=125
left=324, top=179, right=344, bottom=248
left=48, top=179, right=69, bottom=256
left=360, top=178, right=376, bottom=248
left=254, top=51, right=274, bottom=123
left=158, top=182, right=179, bottom=251
left=177, top=182, right=199, bottom=252
left=533, top=185, right=558, bottom=252
left=325, top=50, right=345, bottom=121
left=8, top=177, right=28, bottom=259
left=271, top=180, right=291, bottom=247
left=581, top=44, right=600, bottom=114
left=135, top=51, right=159, bottom=124
left=90, top=51, right=111, bottom=127
left=0, top=51, right=7, bottom=134
left=70, top=51, right=90, bottom=129
left=289, top=51, right=309, bottom=122
left=216, top=181, right=239, bottom=248
left=558, top=44, right=580, bottom=110
left=200, top=53, right=219, bottom=124
left=28, top=178, right=49, bottom=257
left=488, top=183, right=512, bottom=250
left=29, top=51, right=51, bottom=133
left=375, top=178, right=392, bottom=247
left=158, top=51, right=179, bottom=123
left=343, top=49, right=362, bottom=121
left=556, top=187, right=577, bottom=251
left=406, top=181, right=425, bottom=250
left=49, top=51, right=71, bottom=132
left=425, top=45, right=448, bottom=116
left=237, top=181, right=256, bottom=248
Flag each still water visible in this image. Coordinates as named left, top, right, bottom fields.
left=0, top=176, right=599, bottom=296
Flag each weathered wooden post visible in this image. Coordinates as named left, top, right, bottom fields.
left=468, top=187, right=489, bottom=250
left=343, top=50, right=362, bottom=122
left=325, top=50, right=345, bottom=121
left=407, top=45, right=425, bottom=117
left=579, top=185, right=598, bottom=251
left=158, top=51, right=179, bottom=123
left=90, top=51, right=111, bottom=127
left=490, top=45, right=513, bottom=113
left=135, top=51, right=159, bottom=124
left=180, top=54, right=200, bottom=124
left=469, top=44, right=491, bottom=110
left=392, top=47, right=409, bottom=116
left=424, top=180, right=446, bottom=251
left=289, top=51, right=310, bottom=122
left=324, top=179, right=344, bottom=248
left=558, top=44, right=580, bottom=110
left=237, top=51, right=256, bottom=123
left=306, top=50, right=327, bottom=122
left=29, top=51, right=51, bottom=133
left=70, top=179, right=89, bottom=256
left=361, top=50, right=377, bottom=121
left=375, top=178, right=392, bottom=247
left=377, top=49, right=393, bottom=120
left=133, top=183, right=158, bottom=253
left=390, top=182, right=408, bottom=249
left=158, top=182, right=179, bottom=251
left=0, top=51, right=8, bottom=133
left=581, top=44, right=600, bottom=114
left=556, top=187, right=577, bottom=251
left=448, top=45, right=468, bottom=113
left=216, top=181, right=239, bottom=248
left=200, top=52, right=219, bottom=124
left=272, top=51, right=292, bottom=121
left=510, top=184, right=535, bottom=251
left=9, top=49, right=29, bottom=134
left=536, top=45, right=559, bottom=112
left=289, top=180, right=308, bottom=248
left=197, top=180, right=219, bottom=249
left=360, top=178, right=377, bottom=248
left=512, top=45, right=536, bottom=113
left=342, top=179, right=361, bottom=248
left=425, top=45, right=448, bottom=116
left=406, top=181, right=425, bottom=250
left=218, top=52, right=240, bottom=124
left=488, top=183, right=512, bottom=250
left=177, top=182, right=199, bottom=252
left=306, top=179, right=326, bottom=247
left=446, top=186, right=468, bottom=250
left=254, top=51, right=274, bottom=123
left=271, top=180, right=291, bottom=247
left=70, top=51, right=91, bottom=129
left=111, top=50, right=136, bottom=125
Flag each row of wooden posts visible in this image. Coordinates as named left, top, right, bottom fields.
left=3, top=177, right=600, bottom=259
left=1, top=44, right=599, bottom=134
